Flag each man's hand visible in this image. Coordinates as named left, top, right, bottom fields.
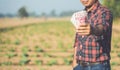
left=76, top=23, right=91, bottom=35
left=72, top=47, right=78, bottom=68
left=72, top=59, right=78, bottom=68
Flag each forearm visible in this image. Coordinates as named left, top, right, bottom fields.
left=73, top=47, right=77, bottom=58
left=72, top=47, right=77, bottom=67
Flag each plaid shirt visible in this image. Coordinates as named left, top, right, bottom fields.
left=73, top=2, right=113, bottom=62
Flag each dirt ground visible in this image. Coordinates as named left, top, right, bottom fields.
left=0, top=18, right=120, bottom=70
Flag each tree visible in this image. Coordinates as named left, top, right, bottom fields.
left=0, top=13, right=5, bottom=18
left=103, top=0, right=120, bottom=18
left=18, top=6, right=29, bottom=18
left=50, top=9, right=57, bottom=17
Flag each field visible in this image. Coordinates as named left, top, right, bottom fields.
left=0, top=18, right=120, bottom=70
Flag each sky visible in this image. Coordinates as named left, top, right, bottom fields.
left=0, top=0, right=85, bottom=15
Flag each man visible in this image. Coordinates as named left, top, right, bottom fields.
left=72, top=0, right=113, bottom=70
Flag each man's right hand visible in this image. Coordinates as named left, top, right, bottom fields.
left=72, top=47, right=78, bottom=68
left=72, top=59, right=78, bottom=68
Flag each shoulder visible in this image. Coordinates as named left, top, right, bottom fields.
left=99, top=5, right=112, bottom=15
left=99, top=5, right=113, bottom=22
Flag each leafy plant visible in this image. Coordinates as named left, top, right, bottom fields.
left=117, top=53, right=120, bottom=57
left=0, top=62, right=12, bottom=66
left=34, top=60, right=42, bottom=65
left=6, top=53, right=17, bottom=59
left=9, top=47, right=16, bottom=52
left=34, top=45, right=44, bottom=52
left=64, top=58, right=72, bottom=65
left=14, top=39, right=21, bottom=45
left=21, top=53, right=29, bottom=57
left=19, top=57, right=30, bottom=65
left=111, top=62, right=118, bottom=66
left=43, top=53, right=52, bottom=57
left=47, top=59, right=57, bottom=66
left=21, top=46, right=30, bottom=53
left=114, top=44, right=119, bottom=48
left=69, top=54, right=73, bottom=58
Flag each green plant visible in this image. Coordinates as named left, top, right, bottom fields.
left=6, top=53, right=17, bottom=59
left=34, top=45, right=44, bottom=52
left=47, top=59, right=57, bottom=66
left=0, top=62, right=12, bottom=66
left=21, top=53, right=29, bottom=57
left=14, top=39, right=21, bottom=45
left=111, top=62, right=118, bottom=66
left=117, top=53, right=120, bottom=57
left=9, top=47, right=16, bottom=52
left=43, top=53, right=52, bottom=57
left=19, top=57, right=30, bottom=65
left=114, top=44, right=119, bottom=48
left=21, top=46, right=30, bottom=53
left=69, top=54, right=73, bottom=58
left=64, top=58, right=72, bottom=65
left=34, top=60, right=42, bottom=65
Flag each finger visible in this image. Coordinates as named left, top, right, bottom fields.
left=77, top=25, right=90, bottom=30
left=76, top=30, right=90, bottom=34
left=76, top=30, right=90, bottom=33
left=79, top=23, right=88, bottom=26
left=77, top=27, right=86, bottom=30
left=78, top=33, right=89, bottom=35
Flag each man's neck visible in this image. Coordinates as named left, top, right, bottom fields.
left=86, top=1, right=98, bottom=12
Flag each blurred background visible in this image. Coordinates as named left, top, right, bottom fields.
left=0, top=0, right=120, bottom=70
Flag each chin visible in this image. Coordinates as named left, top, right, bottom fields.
left=84, top=4, right=89, bottom=7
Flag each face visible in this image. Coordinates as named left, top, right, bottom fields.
left=80, top=0, right=97, bottom=7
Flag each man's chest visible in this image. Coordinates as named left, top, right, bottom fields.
left=88, top=11, right=102, bottom=26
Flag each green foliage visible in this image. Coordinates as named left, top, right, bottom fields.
left=0, top=62, right=12, bottom=66
left=103, top=0, right=120, bottom=18
left=21, top=53, right=29, bottom=57
left=34, top=45, right=44, bottom=52
left=43, top=53, right=52, bottom=57
left=5, top=53, right=17, bottom=59
left=117, top=53, right=120, bottom=57
left=34, top=60, right=42, bottom=65
left=19, top=57, right=30, bottom=65
left=47, top=59, right=57, bottom=66
left=50, top=9, right=57, bottom=17
left=111, top=62, right=118, bottom=66
left=64, top=58, right=72, bottom=65
left=21, top=46, right=30, bottom=53
left=9, top=47, right=16, bottom=52
left=14, top=39, right=21, bottom=45
left=18, top=6, right=29, bottom=18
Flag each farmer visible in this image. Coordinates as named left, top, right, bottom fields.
left=72, top=0, right=113, bottom=70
